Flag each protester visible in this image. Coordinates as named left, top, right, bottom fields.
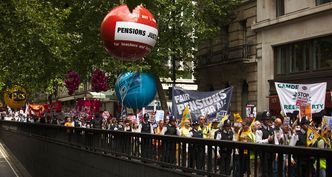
left=237, top=119, right=255, bottom=176
left=64, top=117, right=74, bottom=127
left=188, top=121, right=204, bottom=170
left=4, top=106, right=332, bottom=177
left=314, top=126, right=331, bottom=177
left=179, top=119, right=191, bottom=137
left=161, top=116, right=179, bottom=164
left=215, top=119, right=233, bottom=175
left=256, top=111, right=274, bottom=177
left=108, top=118, right=118, bottom=131
left=198, top=115, right=210, bottom=139
left=209, top=118, right=219, bottom=139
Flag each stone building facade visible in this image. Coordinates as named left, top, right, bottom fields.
left=196, top=0, right=258, bottom=116
left=252, top=0, right=332, bottom=113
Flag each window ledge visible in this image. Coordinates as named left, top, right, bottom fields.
left=252, top=3, right=332, bottom=31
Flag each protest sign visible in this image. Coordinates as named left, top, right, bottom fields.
left=275, top=82, right=326, bottom=121
left=172, top=86, right=233, bottom=121
left=155, top=110, right=164, bottom=122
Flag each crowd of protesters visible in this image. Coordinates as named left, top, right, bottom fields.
left=1, top=109, right=331, bottom=177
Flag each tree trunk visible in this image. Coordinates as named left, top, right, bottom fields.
left=155, top=76, right=169, bottom=114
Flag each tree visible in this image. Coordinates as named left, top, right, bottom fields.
left=0, top=0, right=73, bottom=97
left=125, top=0, right=241, bottom=113
left=0, top=0, right=240, bottom=111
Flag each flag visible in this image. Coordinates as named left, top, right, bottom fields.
left=250, top=117, right=256, bottom=128
left=234, top=113, right=243, bottom=123
left=307, top=127, right=320, bottom=146
left=217, top=114, right=229, bottom=127
left=220, top=115, right=229, bottom=124
left=121, top=105, right=127, bottom=119
left=180, top=105, right=191, bottom=127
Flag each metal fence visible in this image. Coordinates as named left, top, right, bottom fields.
left=1, top=120, right=332, bottom=177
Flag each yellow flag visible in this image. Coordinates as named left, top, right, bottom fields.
left=234, top=113, right=243, bottom=123
left=219, top=115, right=229, bottom=126
left=250, top=117, right=256, bottom=128
left=180, top=105, right=191, bottom=127
left=322, top=116, right=327, bottom=126
left=307, top=127, right=320, bottom=146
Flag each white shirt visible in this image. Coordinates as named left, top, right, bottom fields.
left=273, top=128, right=284, bottom=145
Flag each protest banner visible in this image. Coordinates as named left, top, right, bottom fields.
left=172, top=86, right=233, bottom=122
left=275, top=82, right=326, bottom=121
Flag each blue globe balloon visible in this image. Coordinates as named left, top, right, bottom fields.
left=115, top=72, right=157, bottom=109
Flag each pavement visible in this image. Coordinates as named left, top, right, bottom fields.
left=0, top=141, right=32, bottom=177
left=0, top=143, right=19, bottom=177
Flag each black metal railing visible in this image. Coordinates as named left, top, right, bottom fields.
left=1, top=120, right=332, bottom=177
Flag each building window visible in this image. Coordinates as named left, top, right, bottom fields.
left=275, top=35, right=332, bottom=75
left=316, top=0, right=332, bottom=5
left=290, top=42, right=310, bottom=72
left=276, top=0, right=285, bottom=17
left=313, top=36, right=332, bottom=69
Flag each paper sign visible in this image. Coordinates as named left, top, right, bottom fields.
left=155, top=110, right=164, bottom=122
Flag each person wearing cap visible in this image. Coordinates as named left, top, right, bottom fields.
left=215, top=119, right=233, bottom=175
left=161, top=116, right=180, bottom=164
left=256, top=111, right=274, bottom=144
left=139, top=113, right=153, bottom=134
left=256, top=111, right=274, bottom=177
left=188, top=120, right=204, bottom=170
left=209, top=118, right=220, bottom=139
left=140, top=113, right=153, bottom=160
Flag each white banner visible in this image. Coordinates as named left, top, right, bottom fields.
left=275, top=82, right=326, bottom=116
left=115, top=22, right=158, bottom=46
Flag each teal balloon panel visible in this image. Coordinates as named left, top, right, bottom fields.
left=115, top=72, right=157, bottom=109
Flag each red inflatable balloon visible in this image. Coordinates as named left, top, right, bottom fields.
left=101, top=4, right=158, bottom=60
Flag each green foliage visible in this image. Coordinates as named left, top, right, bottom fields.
left=0, top=0, right=73, bottom=93
left=0, top=0, right=240, bottom=99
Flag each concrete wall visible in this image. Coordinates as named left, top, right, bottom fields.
left=0, top=130, right=194, bottom=177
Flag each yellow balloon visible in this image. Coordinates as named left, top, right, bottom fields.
left=4, top=85, right=27, bottom=109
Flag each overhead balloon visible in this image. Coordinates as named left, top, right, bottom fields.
left=115, top=72, right=157, bottom=109
left=4, top=85, right=27, bottom=109
left=100, top=4, right=158, bottom=60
